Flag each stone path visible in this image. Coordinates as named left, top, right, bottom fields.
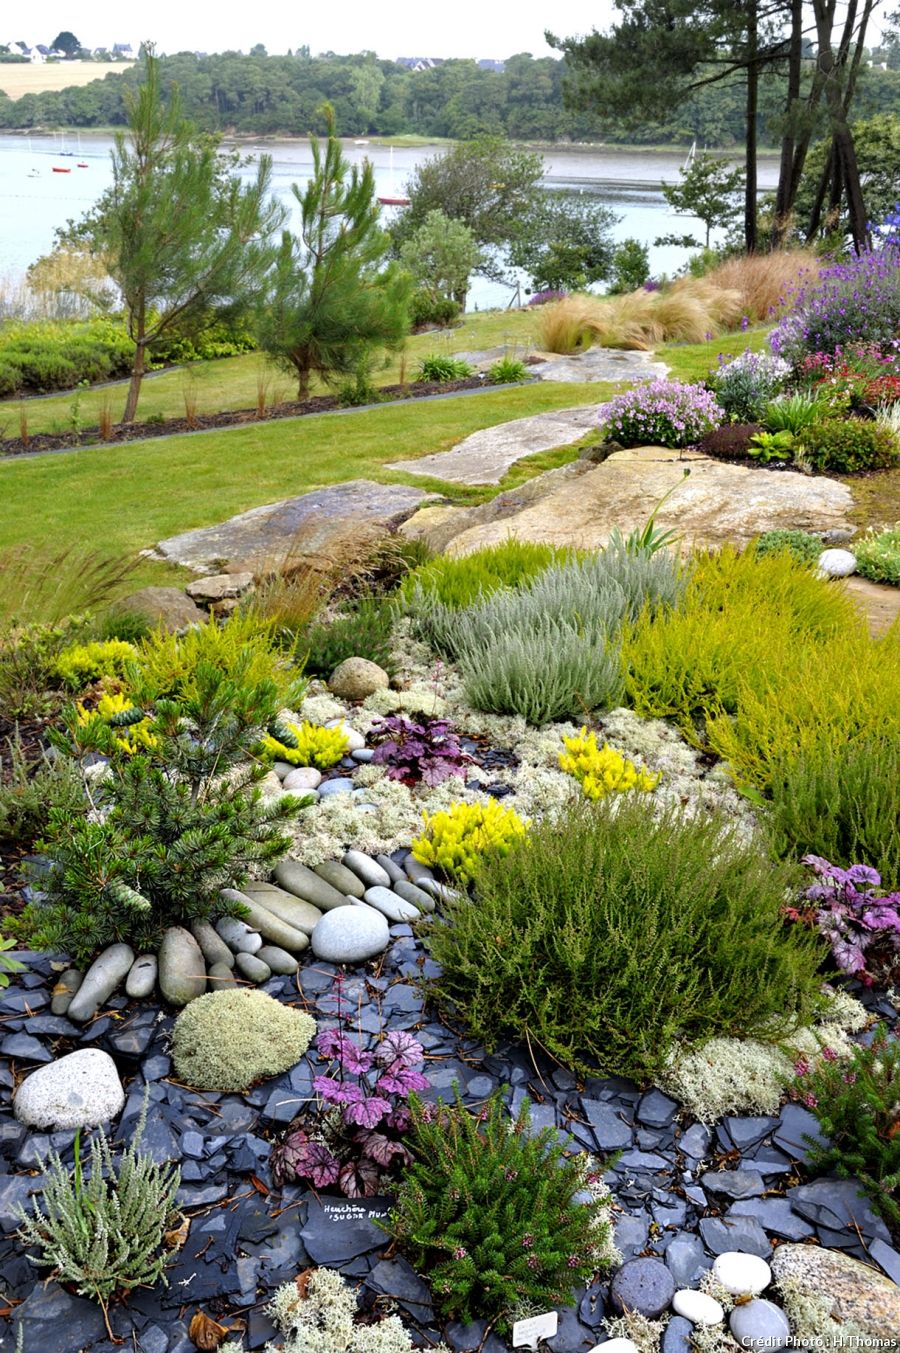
left=844, top=576, right=900, bottom=636
left=440, top=448, right=856, bottom=556
left=386, top=405, right=606, bottom=485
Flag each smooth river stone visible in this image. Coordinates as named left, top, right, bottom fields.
left=190, top=920, right=235, bottom=969
left=392, top=878, right=436, bottom=914
left=125, top=954, right=158, bottom=999
left=713, top=1252, right=771, bottom=1297
left=238, top=881, right=324, bottom=935
left=255, top=945, right=299, bottom=976
left=362, top=886, right=420, bottom=924
left=207, top=961, right=238, bottom=989
left=404, top=856, right=436, bottom=887
left=672, top=1290, right=724, bottom=1325
left=375, top=853, right=406, bottom=884
left=14, top=1049, right=124, bottom=1130
left=729, top=1299, right=790, bottom=1351
left=220, top=890, right=311, bottom=953
left=590, top=1341, right=640, bottom=1353
left=610, top=1257, right=675, bottom=1319
left=282, top=766, right=322, bottom=791
left=158, top=927, right=206, bottom=1006
left=50, top=967, right=83, bottom=1016
left=67, top=944, right=135, bottom=1022
left=342, top=850, right=391, bottom=889
left=275, top=859, right=348, bottom=911
left=324, top=719, right=366, bottom=751
left=215, top=917, right=263, bottom=954
left=234, top=951, right=272, bottom=983
left=314, top=859, right=366, bottom=900
left=311, top=903, right=390, bottom=964
left=318, top=777, right=354, bottom=797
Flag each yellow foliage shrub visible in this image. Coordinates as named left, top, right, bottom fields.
left=559, top=728, right=660, bottom=799
left=259, top=719, right=349, bottom=770
left=54, top=639, right=138, bottom=690
left=412, top=800, right=529, bottom=886
left=76, top=689, right=159, bottom=755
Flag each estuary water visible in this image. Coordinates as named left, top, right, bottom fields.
left=0, top=133, right=781, bottom=309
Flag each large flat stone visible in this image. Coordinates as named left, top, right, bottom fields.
left=534, top=347, right=669, bottom=384
left=387, top=406, right=606, bottom=485
left=445, top=448, right=855, bottom=556
left=150, top=480, right=437, bottom=574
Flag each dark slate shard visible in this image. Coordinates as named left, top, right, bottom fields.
left=368, top=1257, right=434, bottom=1322
left=0, top=1034, right=52, bottom=1062
left=679, top=1123, right=711, bottom=1159
left=652, top=1199, right=688, bottom=1229
left=248, top=1308, right=280, bottom=1349
left=683, top=1184, right=706, bottom=1206
left=718, top=1115, right=778, bottom=1152
left=136, top=1115, right=179, bottom=1165
left=181, top=1130, right=205, bottom=1159
left=21, top=1015, right=75, bottom=1037
left=746, top=1150, right=794, bottom=1175
left=300, top=1194, right=392, bottom=1266
left=727, top=1197, right=814, bottom=1241
left=0, top=1119, right=26, bottom=1155
left=137, top=1325, right=169, bottom=1353
left=175, top=1181, right=229, bottom=1207
left=0, top=989, right=49, bottom=1014
left=0, top=1174, right=39, bottom=1232
left=664, top=1232, right=710, bottom=1286
left=578, top=1281, right=606, bottom=1328
left=545, top=1302, right=596, bottom=1352
left=613, top=1210, right=649, bottom=1257
left=16, top=1135, right=51, bottom=1168
left=699, top=1215, right=772, bottom=1258
left=610, top=1256, right=675, bottom=1318
left=181, top=1161, right=205, bottom=1182
left=773, top=1102, right=829, bottom=1162
left=446, top=1320, right=507, bottom=1353
left=13, top=1279, right=106, bottom=1353
left=617, top=1148, right=670, bottom=1171
left=580, top=1099, right=633, bottom=1151
left=788, top=1178, right=892, bottom=1243
left=700, top=1168, right=765, bottom=1199
left=583, top=1074, right=641, bottom=1101
left=261, top=1084, right=307, bottom=1123
left=465, top=1074, right=495, bottom=1098
left=637, top=1088, right=679, bottom=1128
left=869, top=1238, right=900, bottom=1286
left=662, top=1315, right=695, bottom=1353
left=109, top=1023, right=155, bottom=1057
left=253, top=1216, right=305, bottom=1274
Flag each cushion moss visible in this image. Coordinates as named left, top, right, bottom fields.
left=171, top=988, right=316, bottom=1091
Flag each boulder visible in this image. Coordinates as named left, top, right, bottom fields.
left=328, top=657, right=391, bottom=701
left=67, top=944, right=134, bottom=1022
left=157, top=927, right=207, bottom=1006
left=311, top=904, right=390, bottom=964
left=118, top=586, right=205, bottom=632
left=14, top=1049, right=124, bottom=1130
left=772, top=1243, right=900, bottom=1340
left=185, top=572, right=255, bottom=604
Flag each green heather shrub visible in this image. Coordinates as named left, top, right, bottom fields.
left=793, top=1024, right=900, bottom=1228
left=388, top=1090, right=614, bottom=1331
left=804, top=416, right=899, bottom=473
left=171, top=989, right=316, bottom=1091
left=754, top=529, right=823, bottom=566
left=15, top=1094, right=180, bottom=1333
left=0, top=735, right=85, bottom=848
left=0, top=619, right=79, bottom=719
left=403, top=540, right=574, bottom=611
left=766, top=735, right=900, bottom=886
left=854, top=525, right=900, bottom=585
left=0, top=317, right=133, bottom=394
left=417, top=353, right=473, bottom=382
left=623, top=546, right=859, bottom=741
left=427, top=797, right=824, bottom=1079
left=301, top=596, right=396, bottom=677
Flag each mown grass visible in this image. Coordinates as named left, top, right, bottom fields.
left=0, top=309, right=542, bottom=437
left=0, top=380, right=614, bottom=597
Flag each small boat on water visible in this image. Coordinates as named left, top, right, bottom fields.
left=52, top=166, right=72, bottom=173
left=377, top=146, right=410, bottom=207
left=77, top=162, right=88, bottom=168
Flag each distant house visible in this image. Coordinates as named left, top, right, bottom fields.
left=395, top=56, right=444, bottom=72
left=112, top=42, right=134, bottom=58
left=477, top=59, right=505, bottom=72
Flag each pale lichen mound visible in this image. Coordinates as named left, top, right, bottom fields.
left=171, top=988, right=316, bottom=1091
left=264, top=1267, right=450, bottom=1353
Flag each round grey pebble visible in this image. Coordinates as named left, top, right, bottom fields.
left=125, top=954, right=158, bottom=999
left=50, top=967, right=83, bottom=1016
left=14, top=1049, right=124, bottom=1130
left=215, top=917, right=263, bottom=954
left=610, top=1256, right=676, bottom=1319
left=318, top=777, right=354, bottom=797
left=207, top=962, right=238, bottom=989
left=729, top=1299, right=791, bottom=1351
left=255, top=945, right=299, bottom=975
left=234, top=951, right=272, bottom=983
left=311, top=904, right=390, bottom=964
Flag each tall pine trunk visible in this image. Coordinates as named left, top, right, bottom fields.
left=744, top=0, right=758, bottom=253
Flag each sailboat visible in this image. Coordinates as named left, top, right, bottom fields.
left=377, top=146, right=410, bottom=207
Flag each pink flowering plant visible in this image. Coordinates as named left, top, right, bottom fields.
left=386, top=1089, right=614, bottom=1331
left=270, top=979, right=430, bottom=1198
left=790, top=855, right=900, bottom=987
left=600, top=379, right=724, bottom=449
left=370, top=714, right=471, bottom=788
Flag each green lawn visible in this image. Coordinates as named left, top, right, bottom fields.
left=1, top=309, right=542, bottom=438
left=0, top=380, right=614, bottom=595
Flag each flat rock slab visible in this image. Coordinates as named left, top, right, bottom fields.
left=534, top=347, right=669, bottom=384
left=150, top=480, right=438, bottom=574
left=446, top=448, right=855, bottom=555
left=387, top=406, right=606, bottom=485
left=843, top=575, right=900, bottom=637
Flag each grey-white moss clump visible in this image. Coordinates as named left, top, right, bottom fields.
left=170, top=989, right=316, bottom=1092
left=602, top=1310, right=668, bottom=1353
left=659, top=986, right=868, bottom=1121
left=262, top=1267, right=450, bottom=1353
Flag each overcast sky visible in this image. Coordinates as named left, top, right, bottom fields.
left=21, top=2, right=617, bottom=59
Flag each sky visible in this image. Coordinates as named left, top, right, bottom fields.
left=17, top=2, right=617, bottom=60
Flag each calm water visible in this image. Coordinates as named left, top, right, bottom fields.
left=0, top=133, right=780, bottom=309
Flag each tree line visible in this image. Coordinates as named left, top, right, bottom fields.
left=0, top=45, right=897, bottom=148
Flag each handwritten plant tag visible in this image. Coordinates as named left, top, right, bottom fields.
left=512, top=1311, right=558, bottom=1350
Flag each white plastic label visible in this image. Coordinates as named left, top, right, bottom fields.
left=512, top=1312, right=558, bottom=1349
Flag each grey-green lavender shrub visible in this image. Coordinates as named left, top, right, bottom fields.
left=16, top=1095, right=181, bottom=1334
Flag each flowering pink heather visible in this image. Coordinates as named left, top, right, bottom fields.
left=601, top=379, right=724, bottom=449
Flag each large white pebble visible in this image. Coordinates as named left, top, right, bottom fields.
left=324, top=718, right=366, bottom=751
left=817, top=547, right=856, bottom=578
left=713, top=1251, right=772, bottom=1296
left=588, top=1342, right=640, bottom=1353
left=673, top=1289, right=725, bottom=1325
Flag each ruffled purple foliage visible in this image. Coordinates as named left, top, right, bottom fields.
left=801, top=855, right=900, bottom=982
left=370, top=714, right=470, bottom=787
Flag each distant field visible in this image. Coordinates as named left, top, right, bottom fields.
left=0, top=62, right=132, bottom=99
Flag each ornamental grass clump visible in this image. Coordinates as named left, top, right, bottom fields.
left=387, top=1090, right=615, bottom=1332
left=16, top=1095, right=181, bottom=1340
left=426, top=797, right=825, bottom=1079
left=412, top=799, right=528, bottom=886
left=560, top=727, right=660, bottom=799
left=600, top=379, right=724, bottom=449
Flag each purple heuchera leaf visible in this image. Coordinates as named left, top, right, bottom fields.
left=385, top=1104, right=412, bottom=1132
left=376, top=1068, right=431, bottom=1096
left=315, top=1031, right=372, bottom=1074
left=343, top=1096, right=392, bottom=1128
left=314, top=1076, right=364, bottom=1105
left=339, top=1157, right=381, bottom=1198
left=271, top=1131, right=341, bottom=1188
left=356, top=1130, right=412, bottom=1167
left=376, top=1029, right=425, bottom=1069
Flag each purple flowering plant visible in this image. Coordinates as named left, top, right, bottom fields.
left=601, top=379, right=724, bottom=449
left=370, top=714, right=471, bottom=788
left=794, top=855, right=900, bottom=985
left=270, top=977, right=431, bottom=1197
left=769, top=242, right=900, bottom=366
left=527, top=289, right=568, bottom=305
